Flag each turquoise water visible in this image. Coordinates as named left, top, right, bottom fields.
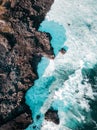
left=25, top=20, right=66, bottom=130
left=25, top=76, right=55, bottom=129
left=39, top=20, right=66, bottom=55
left=25, top=0, right=97, bottom=129
left=25, top=56, right=56, bottom=129
left=25, top=19, right=97, bottom=130
left=37, top=57, right=49, bottom=77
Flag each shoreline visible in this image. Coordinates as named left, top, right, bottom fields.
left=0, top=0, right=54, bottom=129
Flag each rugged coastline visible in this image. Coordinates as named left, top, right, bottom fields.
left=0, top=0, right=54, bottom=129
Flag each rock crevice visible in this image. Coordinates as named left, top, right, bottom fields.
left=0, top=0, right=54, bottom=129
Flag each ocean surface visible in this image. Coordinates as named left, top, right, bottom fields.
left=25, top=0, right=97, bottom=130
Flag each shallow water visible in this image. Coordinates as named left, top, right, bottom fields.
left=25, top=21, right=66, bottom=130
left=39, top=20, right=66, bottom=55
left=25, top=0, right=97, bottom=129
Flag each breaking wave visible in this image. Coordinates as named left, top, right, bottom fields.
left=25, top=0, right=97, bottom=129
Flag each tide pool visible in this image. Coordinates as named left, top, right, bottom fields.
left=39, top=20, right=66, bottom=56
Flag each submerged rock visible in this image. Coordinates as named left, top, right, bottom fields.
left=45, top=108, right=60, bottom=125
left=0, top=0, right=54, bottom=129
left=60, top=48, right=66, bottom=54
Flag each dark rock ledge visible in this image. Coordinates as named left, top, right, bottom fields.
left=0, top=0, right=54, bottom=129
left=45, top=108, right=60, bottom=125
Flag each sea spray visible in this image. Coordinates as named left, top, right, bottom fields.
left=25, top=21, right=66, bottom=130
left=25, top=0, right=97, bottom=129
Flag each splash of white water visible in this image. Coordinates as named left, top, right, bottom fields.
left=26, top=0, right=97, bottom=129
left=40, top=0, right=97, bottom=129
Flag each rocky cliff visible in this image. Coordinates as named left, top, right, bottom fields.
left=0, top=0, right=54, bottom=129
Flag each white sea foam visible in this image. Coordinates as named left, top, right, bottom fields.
left=45, top=0, right=97, bottom=67
left=41, top=68, right=95, bottom=129
left=40, top=0, right=97, bottom=129
left=25, top=0, right=97, bottom=130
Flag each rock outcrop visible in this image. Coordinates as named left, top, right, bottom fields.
left=45, top=108, right=60, bottom=125
left=0, top=0, right=54, bottom=129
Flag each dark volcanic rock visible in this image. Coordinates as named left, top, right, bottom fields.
left=0, top=0, right=54, bottom=129
left=0, top=112, right=32, bottom=130
left=45, top=108, right=60, bottom=125
left=60, top=48, right=66, bottom=54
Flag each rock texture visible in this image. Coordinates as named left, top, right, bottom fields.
left=0, top=0, right=54, bottom=129
left=0, top=112, right=32, bottom=130
left=45, top=108, right=60, bottom=125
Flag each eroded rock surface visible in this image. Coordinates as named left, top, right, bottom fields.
left=0, top=112, right=32, bottom=130
left=45, top=108, right=60, bottom=125
left=0, top=0, right=54, bottom=129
